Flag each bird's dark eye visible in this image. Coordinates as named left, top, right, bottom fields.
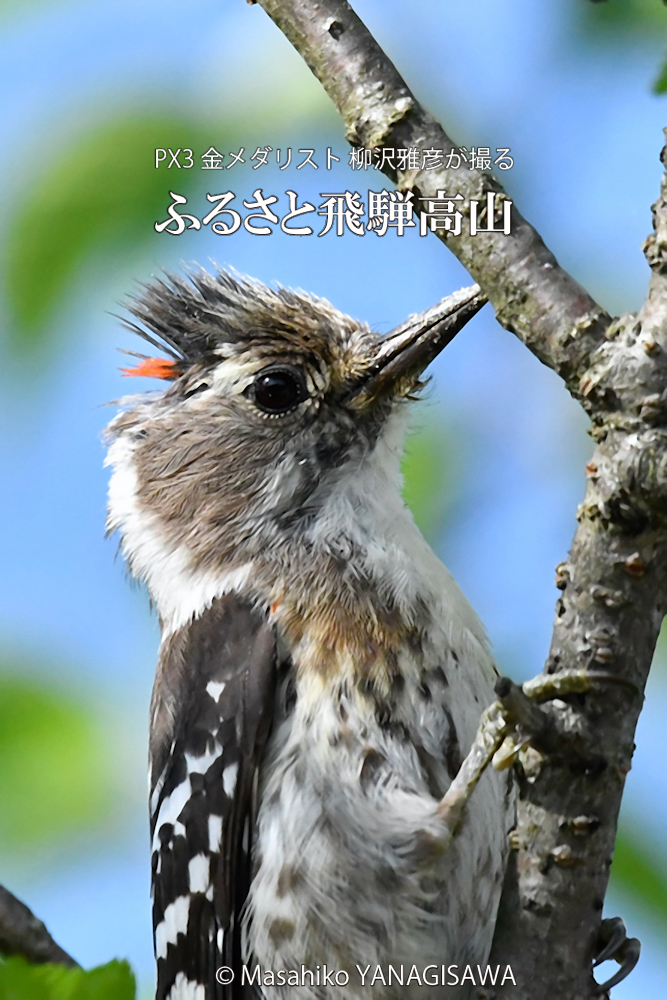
left=249, top=366, right=308, bottom=414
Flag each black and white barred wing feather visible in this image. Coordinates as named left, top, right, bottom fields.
left=149, top=595, right=276, bottom=1000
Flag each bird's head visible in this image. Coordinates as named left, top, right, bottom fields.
left=106, top=268, right=484, bottom=593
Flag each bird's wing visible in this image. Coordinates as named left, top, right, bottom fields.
left=149, top=594, right=276, bottom=1000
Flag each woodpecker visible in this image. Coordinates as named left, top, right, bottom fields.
left=105, top=269, right=514, bottom=1000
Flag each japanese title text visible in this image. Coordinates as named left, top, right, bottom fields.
left=155, top=189, right=513, bottom=238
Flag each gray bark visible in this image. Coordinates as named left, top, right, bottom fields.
left=252, top=2, right=667, bottom=997
left=0, top=883, right=78, bottom=967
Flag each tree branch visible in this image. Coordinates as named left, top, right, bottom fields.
left=255, top=0, right=610, bottom=387
left=253, top=3, right=667, bottom=998
left=488, top=138, right=667, bottom=997
left=0, top=884, right=79, bottom=968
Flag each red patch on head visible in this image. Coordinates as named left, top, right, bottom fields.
left=121, top=358, right=179, bottom=380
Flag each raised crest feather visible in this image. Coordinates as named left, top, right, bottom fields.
left=121, top=357, right=180, bottom=380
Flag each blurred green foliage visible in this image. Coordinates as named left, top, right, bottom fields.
left=578, top=0, right=667, bottom=33
left=575, top=0, right=667, bottom=93
left=654, top=62, right=667, bottom=94
left=611, top=824, right=667, bottom=927
left=402, top=417, right=457, bottom=544
left=4, top=114, right=210, bottom=352
left=0, top=0, right=56, bottom=16
left=0, top=958, right=135, bottom=1000
left=0, top=671, right=112, bottom=848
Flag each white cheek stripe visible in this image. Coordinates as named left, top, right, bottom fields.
left=106, top=435, right=253, bottom=635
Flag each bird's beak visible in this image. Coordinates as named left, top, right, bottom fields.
left=346, top=284, right=486, bottom=408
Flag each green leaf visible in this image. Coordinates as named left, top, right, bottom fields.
left=0, top=958, right=135, bottom=1000
left=402, top=417, right=456, bottom=543
left=0, top=672, right=111, bottom=847
left=654, top=59, right=667, bottom=94
left=573, top=1, right=667, bottom=96
left=578, top=0, right=667, bottom=34
left=610, top=824, right=667, bottom=926
left=4, top=113, right=209, bottom=352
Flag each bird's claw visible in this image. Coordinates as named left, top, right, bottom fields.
left=445, top=680, right=641, bottom=995
left=593, top=916, right=640, bottom=993
left=435, top=670, right=597, bottom=830
left=491, top=668, right=640, bottom=769
left=594, top=915, right=629, bottom=967
left=436, top=670, right=636, bottom=839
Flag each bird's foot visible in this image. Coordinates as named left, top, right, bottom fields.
left=435, top=700, right=510, bottom=838
left=436, top=669, right=636, bottom=838
left=593, top=916, right=640, bottom=994
left=490, top=668, right=638, bottom=772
